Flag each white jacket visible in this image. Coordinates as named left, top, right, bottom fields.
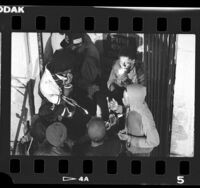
left=40, top=66, right=62, bottom=105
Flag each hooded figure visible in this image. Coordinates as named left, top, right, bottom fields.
left=118, top=84, right=160, bottom=156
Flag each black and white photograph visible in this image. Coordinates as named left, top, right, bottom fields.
left=10, top=32, right=195, bottom=157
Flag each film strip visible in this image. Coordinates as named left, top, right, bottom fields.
left=0, top=5, right=199, bottom=185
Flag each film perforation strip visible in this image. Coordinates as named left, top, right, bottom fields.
left=59, top=160, right=68, bottom=174
left=131, top=160, right=141, bottom=175
left=157, top=18, right=167, bottom=32
left=132, top=17, right=143, bottom=31
left=155, top=160, right=165, bottom=175
left=181, top=17, right=191, bottom=32
left=36, top=16, right=46, bottom=30
left=60, top=17, right=70, bottom=31
left=34, top=159, right=45, bottom=173
left=83, top=160, right=93, bottom=174
left=9, top=159, right=190, bottom=176
left=10, top=15, right=192, bottom=32
left=84, top=17, right=95, bottom=31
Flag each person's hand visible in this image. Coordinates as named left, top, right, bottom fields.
left=105, top=121, right=111, bottom=130
left=108, top=98, right=119, bottom=111
left=118, top=129, right=129, bottom=141
left=108, top=99, right=123, bottom=114
left=118, top=132, right=130, bottom=141
left=105, top=114, right=118, bottom=130
left=109, top=114, right=117, bottom=126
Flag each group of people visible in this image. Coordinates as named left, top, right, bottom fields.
left=27, top=33, right=160, bottom=157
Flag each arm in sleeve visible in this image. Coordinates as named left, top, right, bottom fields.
left=130, top=125, right=160, bottom=148
left=107, top=62, right=121, bottom=89
left=107, top=68, right=117, bottom=90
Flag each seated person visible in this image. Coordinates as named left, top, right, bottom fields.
left=109, top=84, right=160, bottom=157
left=34, top=122, right=71, bottom=156
left=75, top=117, right=122, bottom=156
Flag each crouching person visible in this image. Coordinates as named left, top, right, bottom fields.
left=110, top=84, right=160, bottom=157
left=34, top=122, right=72, bottom=156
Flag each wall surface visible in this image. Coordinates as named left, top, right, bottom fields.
left=170, top=34, right=195, bottom=157
left=11, top=33, right=41, bottom=144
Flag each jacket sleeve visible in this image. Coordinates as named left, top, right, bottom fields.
left=107, top=68, right=117, bottom=90
left=107, top=61, right=120, bottom=90
left=130, top=125, right=160, bottom=148
left=79, top=55, right=100, bottom=90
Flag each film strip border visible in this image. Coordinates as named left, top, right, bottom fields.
left=0, top=6, right=200, bottom=184
left=6, top=158, right=191, bottom=184
left=11, top=16, right=191, bottom=32
left=0, top=7, right=198, bottom=32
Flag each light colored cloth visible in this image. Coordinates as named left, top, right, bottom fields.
left=125, top=84, right=160, bottom=154
left=40, top=66, right=62, bottom=105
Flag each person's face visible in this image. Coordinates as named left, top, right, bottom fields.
left=119, top=56, right=135, bottom=70
left=122, top=90, right=129, bottom=107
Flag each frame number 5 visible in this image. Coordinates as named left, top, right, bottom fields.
left=177, top=176, right=184, bottom=184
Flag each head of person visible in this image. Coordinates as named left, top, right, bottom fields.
left=61, top=33, right=85, bottom=53
left=45, top=122, right=67, bottom=147
left=48, top=49, right=76, bottom=95
left=122, top=84, right=146, bottom=108
left=118, top=47, right=136, bottom=71
left=87, top=117, right=106, bottom=144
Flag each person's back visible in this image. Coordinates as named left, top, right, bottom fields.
left=34, top=140, right=71, bottom=156
left=34, top=122, right=71, bottom=156
left=84, top=135, right=122, bottom=157
left=80, top=117, right=122, bottom=157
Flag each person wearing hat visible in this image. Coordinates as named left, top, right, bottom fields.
left=39, top=48, right=79, bottom=123
left=43, top=33, right=108, bottom=120
left=61, top=33, right=105, bottom=117
left=76, top=117, right=122, bottom=156
left=34, top=122, right=71, bottom=156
